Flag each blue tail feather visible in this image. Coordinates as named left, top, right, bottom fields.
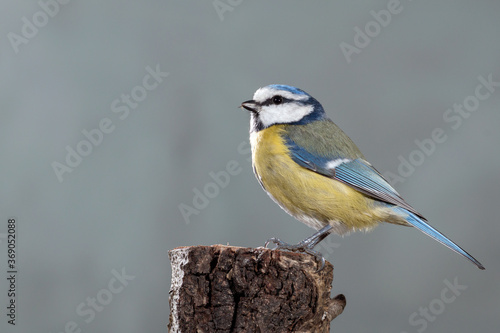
left=393, top=207, right=485, bottom=270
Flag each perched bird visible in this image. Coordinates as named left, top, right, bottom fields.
left=240, top=84, right=484, bottom=270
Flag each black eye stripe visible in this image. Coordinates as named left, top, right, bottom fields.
left=261, top=96, right=295, bottom=106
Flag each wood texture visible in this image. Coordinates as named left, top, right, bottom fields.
left=168, top=245, right=345, bottom=332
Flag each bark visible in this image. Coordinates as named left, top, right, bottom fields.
left=168, top=245, right=345, bottom=332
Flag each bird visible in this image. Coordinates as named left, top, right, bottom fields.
left=239, top=84, right=485, bottom=270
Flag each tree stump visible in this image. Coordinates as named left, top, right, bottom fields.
left=168, top=245, right=346, bottom=332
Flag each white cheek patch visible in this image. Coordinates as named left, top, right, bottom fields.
left=253, top=87, right=309, bottom=103
left=326, top=158, right=351, bottom=170
left=259, top=103, right=314, bottom=127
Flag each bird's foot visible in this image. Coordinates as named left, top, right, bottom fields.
left=264, top=237, right=326, bottom=271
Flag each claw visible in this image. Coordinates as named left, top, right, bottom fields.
left=264, top=237, right=286, bottom=249
left=262, top=237, right=327, bottom=271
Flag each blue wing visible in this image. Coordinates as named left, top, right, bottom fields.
left=286, top=137, right=421, bottom=217
left=286, top=138, right=485, bottom=269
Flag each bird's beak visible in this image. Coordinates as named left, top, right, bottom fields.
left=240, top=100, right=258, bottom=113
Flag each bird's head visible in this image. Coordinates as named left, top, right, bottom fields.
left=241, top=84, right=326, bottom=132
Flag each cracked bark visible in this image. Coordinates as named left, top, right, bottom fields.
left=168, top=245, right=346, bottom=333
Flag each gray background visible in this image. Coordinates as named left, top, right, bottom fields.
left=1, top=1, right=499, bottom=332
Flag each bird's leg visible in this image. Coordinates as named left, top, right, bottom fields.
left=297, top=224, right=334, bottom=249
left=264, top=225, right=334, bottom=270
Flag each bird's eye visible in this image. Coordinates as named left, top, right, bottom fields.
left=272, top=95, right=283, bottom=105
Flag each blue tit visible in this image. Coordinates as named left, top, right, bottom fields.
left=240, top=84, right=484, bottom=270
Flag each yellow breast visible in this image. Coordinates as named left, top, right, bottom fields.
left=250, top=125, right=387, bottom=234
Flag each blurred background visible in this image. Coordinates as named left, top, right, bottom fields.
left=1, top=1, right=499, bottom=332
